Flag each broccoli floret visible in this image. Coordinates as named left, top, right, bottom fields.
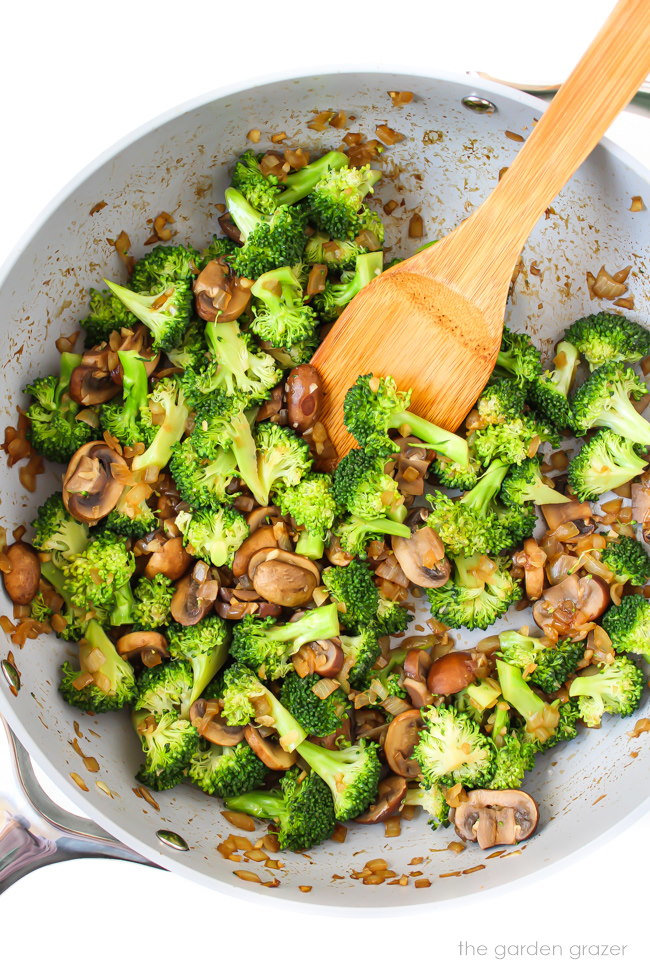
left=343, top=374, right=469, bottom=467
left=601, top=535, right=650, bottom=586
left=497, top=630, right=584, bottom=693
left=24, top=352, right=94, bottom=463
left=62, top=531, right=135, bottom=611
left=497, top=659, right=577, bottom=748
left=565, top=312, right=650, bottom=371
left=495, top=326, right=542, bottom=383
left=495, top=503, right=537, bottom=549
left=570, top=362, right=650, bottom=443
left=569, top=658, right=644, bottom=727
left=220, top=663, right=307, bottom=752
left=427, top=459, right=511, bottom=557
left=80, top=287, right=138, bottom=347
left=471, top=414, right=558, bottom=466
left=332, top=513, right=411, bottom=557
left=500, top=457, right=568, bottom=508
left=197, top=237, right=239, bottom=271
left=167, top=320, right=209, bottom=373
left=175, top=506, right=249, bottom=568
left=167, top=616, right=230, bottom=706
left=105, top=488, right=157, bottom=539
left=476, top=377, right=527, bottom=426
left=40, top=561, right=100, bottom=642
left=169, top=438, right=237, bottom=510
left=278, top=150, right=349, bottom=207
left=100, top=350, right=155, bottom=447
left=322, top=560, right=379, bottom=631
left=181, top=320, right=280, bottom=412
left=130, top=377, right=188, bottom=474
left=273, top=473, right=338, bottom=559
left=313, top=252, right=383, bottom=322
left=132, top=575, right=174, bottom=630
left=567, top=430, right=647, bottom=502
left=225, top=189, right=307, bottom=278
left=602, top=593, right=650, bottom=662
left=129, top=243, right=199, bottom=294
left=305, top=234, right=368, bottom=272
left=296, top=738, right=380, bottom=821
left=455, top=678, right=502, bottom=725
left=403, top=784, right=450, bottom=829
left=226, top=767, right=336, bottom=850
left=31, top=492, right=89, bottom=568
left=265, top=334, right=319, bottom=369
left=414, top=705, right=495, bottom=789
left=487, top=732, right=537, bottom=790
left=104, top=279, right=192, bottom=352
left=255, top=422, right=312, bottom=503
left=230, top=604, right=340, bottom=681
left=431, top=452, right=481, bottom=491
left=360, top=647, right=407, bottom=701
left=333, top=448, right=406, bottom=524
left=231, top=150, right=282, bottom=214
left=339, top=629, right=382, bottom=688
left=427, top=554, right=521, bottom=631
left=188, top=740, right=266, bottom=798
left=249, top=266, right=318, bottom=348
left=306, top=164, right=382, bottom=239
left=527, top=341, right=579, bottom=430
left=280, top=671, right=349, bottom=736
left=133, top=709, right=199, bottom=791
left=59, top=621, right=136, bottom=712
left=135, top=659, right=193, bottom=717
left=375, top=595, right=411, bottom=636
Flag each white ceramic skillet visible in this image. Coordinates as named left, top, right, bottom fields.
left=1, top=69, right=649, bottom=909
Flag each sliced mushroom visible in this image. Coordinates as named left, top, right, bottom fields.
left=62, top=441, right=125, bottom=524
left=403, top=678, right=434, bottom=708
left=394, top=438, right=434, bottom=498
left=247, top=548, right=320, bottom=607
left=391, top=526, right=451, bottom=588
left=452, top=789, right=539, bottom=849
left=193, top=259, right=252, bottom=322
left=541, top=500, right=594, bottom=533
left=355, top=775, right=408, bottom=824
left=311, top=638, right=344, bottom=677
left=171, top=561, right=216, bottom=625
left=1, top=542, right=41, bottom=605
left=232, top=525, right=291, bottom=578
left=116, top=631, right=169, bottom=668
left=244, top=725, right=295, bottom=769
left=324, top=535, right=354, bottom=566
left=256, top=384, right=284, bottom=423
left=513, top=537, right=547, bottom=601
left=286, top=364, right=323, bottom=433
left=218, top=212, right=243, bottom=243
left=533, top=574, right=610, bottom=636
left=69, top=350, right=120, bottom=405
left=403, top=648, right=431, bottom=683
left=632, top=481, right=650, bottom=543
left=190, top=699, right=246, bottom=745
left=245, top=505, right=282, bottom=534
left=427, top=651, right=477, bottom=695
left=384, top=708, right=423, bottom=778
left=145, top=536, right=193, bottom=581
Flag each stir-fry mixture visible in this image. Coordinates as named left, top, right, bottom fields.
left=2, top=143, right=650, bottom=856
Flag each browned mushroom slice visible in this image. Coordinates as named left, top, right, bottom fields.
left=324, top=535, right=354, bottom=566
left=193, top=260, right=252, bottom=323
left=541, top=500, right=593, bottom=533
left=427, top=651, right=477, bottom=695
left=391, top=526, right=450, bottom=588
left=513, top=537, right=547, bottom=601
left=145, top=536, right=193, bottom=581
left=1, top=542, right=41, bottom=605
left=218, top=212, right=243, bottom=243
left=190, top=699, right=246, bottom=745
left=286, top=364, right=323, bottom=433
left=247, top=548, right=320, bottom=607
left=62, top=441, right=125, bottom=524
left=244, top=725, right=295, bottom=770
left=116, top=631, right=169, bottom=667
left=384, top=709, right=424, bottom=778
left=632, top=480, right=650, bottom=542
left=355, top=775, right=408, bottom=824
left=232, top=525, right=291, bottom=578
left=311, top=638, right=344, bottom=677
left=532, top=574, right=610, bottom=637
left=393, top=439, right=433, bottom=497
left=452, top=789, right=539, bottom=849
left=403, top=678, right=434, bottom=708
left=69, top=349, right=120, bottom=406
left=171, top=561, right=217, bottom=625
left=403, top=647, right=431, bottom=683
left=245, top=505, right=282, bottom=534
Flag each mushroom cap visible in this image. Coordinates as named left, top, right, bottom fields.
left=541, top=500, right=594, bottom=533
left=247, top=548, right=320, bottom=607
left=116, top=630, right=168, bottom=658
left=532, top=573, right=610, bottom=635
left=286, top=364, right=323, bottom=433
left=62, top=441, right=125, bottom=524
left=244, top=726, right=295, bottom=770
left=232, top=525, right=290, bottom=578
left=69, top=351, right=120, bottom=405
left=171, top=561, right=217, bottom=625
left=193, top=260, right=252, bottom=323
left=453, top=789, right=539, bottom=849
left=383, top=708, right=424, bottom=778
left=391, top=526, right=451, bottom=588
left=145, top=536, right=193, bottom=581
left=355, top=775, right=408, bottom=824
left=427, top=651, right=477, bottom=695
left=311, top=639, right=345, bottom=677
left=2, top=542, right=41, bottom=605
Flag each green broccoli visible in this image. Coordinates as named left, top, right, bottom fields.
left=495, top=326, right=542, bottom=383
left=570, top=362, right=650, bottom=443
left=476, top=377, right=527, bottom=426
left=305, top=233, right=370, bottom=272
left=135, top=659, right=194, bottom=717
left=105, top=488, right=157, bottom=538
left=296, top=738, right=381, bottom=821
left=332, top=512, right=411, bottom=557
left=414, top=705, right=495, bottom=789
left=231, top=150, right=283, bottom=213
left=360, top=647, right=407, bottom=701
left=313, top=251, right=383, bottom=322
left=273, top=473, right=339, bottom=559
left=427, top=554, right=521, bottom=631
left=80, top=286, right=137, bottom=347
left=487, top=732, right=537, bottom=790
left=59, top=621, right=136, bottom=712
left=190, top=404, right=264, bottom=503
left=306, top=164, right=382, bottom=239
left=333, top=448, right=407, bottom=524
left=167, top=616, right=231, bottom=706
left=565, top=312, right=650, bottom=371
left=426, top=459, right=511, bottom=557
left=569, top=658, right=644, bottom=727
left=278, top=150, right=349, bottom=206
left=497, top=659, right=579, bottom=748
left=61, top=531, right=135, bottom=611
left=130, top=377, right=189, bottom=473
left=500, top=457, right=568, bottom=508
left=30, top=492, right=89, bottom=568
left=226, top=767, right=337, bottom=849
left=567, top=430, right=648, bottom=501
left=129, top=243, right=200, bottom=294
left=343, top=374, right=469, bottom=467
left=249, top=266, right=318, bottom=348
left=225, top=188, right=307, bottom=279
left=167, top=319, right=208, bottom=373
left=104, top=278, right=192, bottom=352
left=339, top=629, right=382, bottom=688
left=40, top=560, right=102, bottom=642
left=230, top=604, right=340, bottom=681
left=322, top=560, right=379, bottom=631
left=430, top=451, right=481, bottom=491
left=197, top=237, right=239, bottom=271
left=169, top=438, right=238, bottom=510
left=255, top=422, right=312, bottom=503
left=498, top=629, right=584, bottom=693
left=601, top=535, right=650, bottom=586
left=188, top=740, right=267, bottom=798
left=175, top=506, right=249, bottom=568
left=133, top=709, right=199, bottom=791
left=132, top=575, right=174, bottom=630
left=403, top=783, right=450, bottom=829
left=470, top=414, right=558, bottom=466
left=374, top=595, right=411, bottom=636
left=109, top=582, right=137, bottom=626
left=100, top=350, right=155, bottom=447
left=219, top=664, right=307, bottom=753
left=527, top=340, right=579, bottom=431
left=602, top=593, right=650, bottom=662
left=24, top=352, right=94, bottom=462
left=280, top=671, right=349, bottom=736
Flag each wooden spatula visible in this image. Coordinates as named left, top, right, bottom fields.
left=312, top=0, right=650, bottom=457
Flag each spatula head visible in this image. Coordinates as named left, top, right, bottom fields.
left=311, top=268, right=502, bottom=457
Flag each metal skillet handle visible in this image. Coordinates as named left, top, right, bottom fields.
left=0, top=721, right=152, bottom=894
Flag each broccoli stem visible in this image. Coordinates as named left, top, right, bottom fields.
left=109, top=583, right=136, bottom=626
left=225, top=790, right=285, bottom=820
left=462, top=459, right=509, bottom=516
left=295, top=529, right=326, bottom=559
left=58, top=353, right=83, bottom=404
left=361, top=516, right=411, bottom=539
left=603, top=392, right=650, bottom=444
left=497, top=660, right=547, bottom=717
left=553, top=341, right=579, bottom=396
left=131, top=387, right=188, bottom=473
left=263, top=691, right=308, bottom=752
left=390, top=410, right=469, bottom=467
left=267, top=604, right=340, bottom=652
left=528, top=481, right=569, bottom=506
left=280, top=151, right=349, bottom=206
left=118, top=350, right=150, bottom=428
left=224, top=188, right=262, bottom=241
left=230, top=411, right=266, bottom=505
left=491, top=704, right=510, bottom=744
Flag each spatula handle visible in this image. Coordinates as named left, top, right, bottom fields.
left=437, top=0, right=650, bottom=308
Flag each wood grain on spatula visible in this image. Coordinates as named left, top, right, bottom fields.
left=312, top=0, right=650, bottom=458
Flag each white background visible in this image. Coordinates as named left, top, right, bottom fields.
left=1, top=0, right=649, bottom=971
